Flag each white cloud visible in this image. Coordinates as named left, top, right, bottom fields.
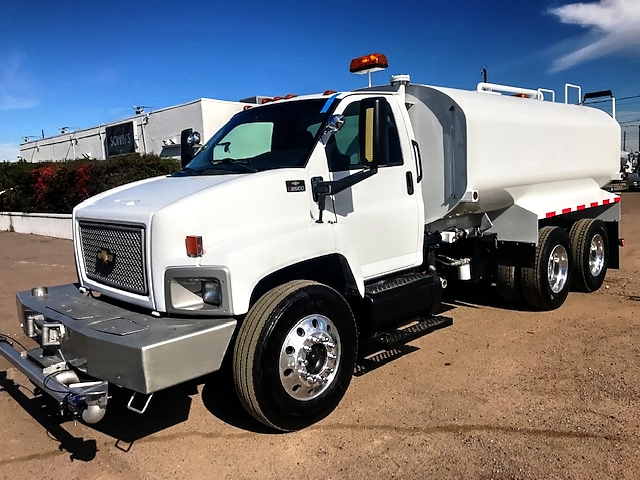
left=0, top=143, right=19, bottom=162
left=0, top=54, right=38, bottom=110
left=549, top=0, right=640, bottom=71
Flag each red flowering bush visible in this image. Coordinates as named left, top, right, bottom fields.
left=31, top=165, right=61, bottom=207
left=0, top=154, right=179, bottom=213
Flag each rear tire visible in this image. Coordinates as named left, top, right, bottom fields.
left=521, top=226, right=572, bottom=310
left=569, top=219, right=608, bottom=292
left=496, top=265, right=524, bottom=305
left=233, top=280, right=357, bottom=432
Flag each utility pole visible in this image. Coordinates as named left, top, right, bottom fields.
left=623, top=130, right=626, bottom=151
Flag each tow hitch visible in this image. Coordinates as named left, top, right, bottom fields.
left=0, top=336, right=109, bottom=424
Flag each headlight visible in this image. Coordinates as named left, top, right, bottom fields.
left=202, top=281, right=221, bottom=307
left=170, top=277, right=221, bottom=310
left=164, top=267, right=231, bottom=315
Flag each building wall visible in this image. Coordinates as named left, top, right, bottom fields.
left=19, top=98, right=245, bottom=163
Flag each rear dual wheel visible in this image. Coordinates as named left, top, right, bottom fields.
left=499, top=220, right=609, bottom=310
left=521, top=226, right=572, bottom=310
left=569, top=219, right=609, bottom=292
left=496, top=264, right=524, bottom=305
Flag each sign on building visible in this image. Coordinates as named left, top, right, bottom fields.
left=105, top=122, right=135, bottom=157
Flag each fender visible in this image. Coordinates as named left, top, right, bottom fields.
left=203, top=219, right=366, bottom=315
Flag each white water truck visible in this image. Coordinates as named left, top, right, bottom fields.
left=0, top=54, right=622, bottom=431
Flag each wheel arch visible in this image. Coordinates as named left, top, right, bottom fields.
left=249, top=254, right=360, bottom=308
left=539, top=201, right=620, bottom=269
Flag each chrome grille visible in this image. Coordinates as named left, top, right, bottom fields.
left=79, top=222, right=147, bottom=295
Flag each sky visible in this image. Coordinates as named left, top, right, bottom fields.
left=2, top=0, right=640, bottom=161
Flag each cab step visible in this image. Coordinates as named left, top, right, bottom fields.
left=361, top=272, right=443, bottom=338
left=374, top=315, right=452, bottom=350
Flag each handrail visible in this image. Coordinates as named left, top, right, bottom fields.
left=476, top=82, right=543, bottom=100
left=565, top=84, right=582, bottom=105
left=538, top=88, right=556, bottom=102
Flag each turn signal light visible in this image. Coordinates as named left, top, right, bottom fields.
left=349, top=53, right=389, bottom=74
left=186, top=235, right=203, bottom=257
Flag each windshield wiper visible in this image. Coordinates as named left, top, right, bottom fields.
left=171, top=167, right=200, bottom=177
left=211, top=158, right=257, bottom=173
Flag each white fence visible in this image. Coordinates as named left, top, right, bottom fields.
left=0, top=212, right=72, bottom=239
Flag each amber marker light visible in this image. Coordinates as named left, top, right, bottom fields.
left=186, top=235, right=203, bottom=257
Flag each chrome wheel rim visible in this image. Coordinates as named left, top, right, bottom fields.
left=279, top=314, right=340, bottom=401
left=547, top=245, right=569, bottom=294
left=588, top=234, right=605, bottom=277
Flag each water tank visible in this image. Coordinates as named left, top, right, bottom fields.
left=405, top=84, right=620, bottom=224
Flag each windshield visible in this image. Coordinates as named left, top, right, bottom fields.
left=181, top=99, right=327, bottom=175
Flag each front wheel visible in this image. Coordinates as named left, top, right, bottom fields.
left=233, top=280, right=357, bottom=431
left=569, top=219, right=609, bottom=292
left=521, top=226, right=572, bottom=310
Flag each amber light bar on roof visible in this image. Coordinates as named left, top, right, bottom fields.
left=349, top=53, right=389, bottom=74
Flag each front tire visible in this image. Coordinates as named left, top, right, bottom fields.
left=233, top=280, right=357, bottom=431
left=569, top=219, right=609, bottom=292
left=521, top=226, right=572, bottom=310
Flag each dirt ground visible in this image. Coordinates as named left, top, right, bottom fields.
left=1, top=193, right=639, bottom=480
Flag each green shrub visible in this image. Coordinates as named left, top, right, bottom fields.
left=0, top=154, right=180, bottom=213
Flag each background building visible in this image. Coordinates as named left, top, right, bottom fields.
left=19, top=98, right=247, bottom=162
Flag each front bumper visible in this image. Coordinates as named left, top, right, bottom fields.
left=3, top=284, right=237, bottom=395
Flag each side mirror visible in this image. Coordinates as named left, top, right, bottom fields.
left=358, top=97, right=389, bottom=167
left=187, top=131, right=201, bottom=146
left=180, top=128, right=201, bottom=168
left=323, top=115, right=345, bottom=136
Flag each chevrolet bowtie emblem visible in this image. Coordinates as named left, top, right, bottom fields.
left=97, top=249, right=114, bottom=265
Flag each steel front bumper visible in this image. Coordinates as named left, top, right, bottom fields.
left=2, top=284, right=237, bottom=395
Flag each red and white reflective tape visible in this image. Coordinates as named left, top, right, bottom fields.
left=545, top=196, right=620, bottom=219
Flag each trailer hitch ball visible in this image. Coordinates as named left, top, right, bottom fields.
left=66, top=394, right=107, bottom=424
left=81, top=403, right=107, bottom=424
left=30, top=286, right=48, bottom=297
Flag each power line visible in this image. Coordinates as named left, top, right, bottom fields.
left=587, top=93, right=640, bottom=105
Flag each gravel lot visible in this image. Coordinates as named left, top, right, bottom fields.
left=1, top=192, right=639, bottom=480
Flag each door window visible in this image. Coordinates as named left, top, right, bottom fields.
left=329, top=100, right=403, bottom=172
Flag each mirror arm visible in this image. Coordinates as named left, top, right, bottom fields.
left=311, top=167, right=378, bottom=223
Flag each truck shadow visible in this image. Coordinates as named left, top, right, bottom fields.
left=441, top=281, right=533, bottom=312
left=200, top=369, right=278, bottom=434
left=0, top=371, right=98, bottom=461
left=0, top=370, right=202, bottom=454
left=91, top=382, right=196, bottom=450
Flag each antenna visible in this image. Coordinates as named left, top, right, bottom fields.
left=480, top=66, right=487, bottom=83
left=133, top=105, right=152, bottom=115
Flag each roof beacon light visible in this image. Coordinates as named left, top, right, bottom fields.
left=350, top=53, right=389, bottom=88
